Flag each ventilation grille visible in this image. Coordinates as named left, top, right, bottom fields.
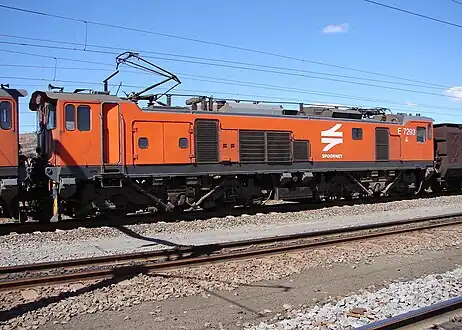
left=239, top=130, right=293, bottom=163
left=266, top=132, right=291, bottom=163
left=239, top=130, right=266, bottom=163
left=195, top=120, right=219, bottom=163
left=293, top=140, right=309, bottom=161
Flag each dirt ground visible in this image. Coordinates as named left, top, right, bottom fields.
left=40, top=245, right=461, bottom=330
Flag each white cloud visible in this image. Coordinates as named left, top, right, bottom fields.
left=404, top=101, right=417, bottom=106
left=322, top=23, right=349, bottom=34
left=444, top=86, right=462, bottom=102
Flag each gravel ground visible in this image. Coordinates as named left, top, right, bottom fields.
left=245, top=268, right=462, bottom=329
left=0, top=223, right=460, bottom=330
left=2, top=195, right=462, bottom=266
left=426, top=317, right=462, bottom=330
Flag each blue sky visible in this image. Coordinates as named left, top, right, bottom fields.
left=0, top=0, right=461, bottom=132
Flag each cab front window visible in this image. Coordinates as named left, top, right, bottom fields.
left=46, top=103, right=56, bottom=130
left=417, top=126, right=426, bottom=143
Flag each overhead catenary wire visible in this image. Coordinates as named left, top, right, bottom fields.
left=0, top=3, right=454, bottom=87
left=364, top=0, right=462, bottom=29
left=3, top=60, right=462, bottom=115
left=3, top=49, right=427, bottom=108
left=0, top=40, right=456, bottom=100
left=0, top=33, right=449, bottom=90
left=1, top=48, right=461, bottom=114
left=5, top=75, right=462, bottom=119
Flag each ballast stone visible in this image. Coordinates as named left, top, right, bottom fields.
left=244, top=267, right=462, bottom=330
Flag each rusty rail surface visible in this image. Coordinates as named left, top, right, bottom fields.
left=0, top=213, right=461, bottom=291
left=356, top=296, right=462, bottom=330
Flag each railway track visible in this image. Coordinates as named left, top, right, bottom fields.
left=1, top=190, right=459, bottom=235
left=357, top=296, right=462, bottom=330
left=1, top=212, right=461, bottom=292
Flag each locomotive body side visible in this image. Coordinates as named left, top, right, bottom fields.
left=0, top=87, right=27, bottom=217
left=27, top=89, right=437, bottom=219
left=121, top=106, right=434, bottom=204
left=124, top=109, right=434, bottom=171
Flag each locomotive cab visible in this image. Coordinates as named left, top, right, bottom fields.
left=28, top=89, right=129, bottom=220
left=28, top=89, right=125, bottom=176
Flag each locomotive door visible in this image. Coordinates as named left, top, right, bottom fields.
left=388, top=129, right=401, bottom=161
left=375, top=127, right=389, bottom=161
left=101, top=102, right=122, bottom=171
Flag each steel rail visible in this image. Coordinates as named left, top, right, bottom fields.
left=2, top=212, right=462, bottom=275
left=356, top=296, right=462, bottom=330
left=0, top=213, right=461, bottom=291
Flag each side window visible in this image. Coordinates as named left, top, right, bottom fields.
left=417, top=126, right=426, bottom=143
left=179, top=138, right=189, bottom=149
left=352, top=128, right=363, bottom=140
left=138, top=137, right=149, bottom=149
left=65, top=104, right=75, bottom=131
left=0, top=101, right=12, bottom=130
left=427, top=124, right=432, bottom=140
left=77, top=105, right=91, bottom=131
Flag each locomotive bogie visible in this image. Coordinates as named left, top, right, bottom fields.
left=48, top=166, right=431, bottom=220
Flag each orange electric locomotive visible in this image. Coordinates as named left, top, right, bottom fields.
left=0, top=53, right=449, bottom=222
left=23, top=53, right=437, bottom=221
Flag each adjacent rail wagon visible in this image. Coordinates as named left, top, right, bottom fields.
left=433, top=123, right=462, bottom=190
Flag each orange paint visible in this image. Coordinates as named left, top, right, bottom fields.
left=132, top=121, right=165, bottom=165
left=54, top=101, right=101, bottom=166
left=0, top=96, right=18, bottom=168
left=102, top=103, right=121, bottom=165
left=219, top=129, right=239, bottom=163
left=163, top=122, right=192, bottom=164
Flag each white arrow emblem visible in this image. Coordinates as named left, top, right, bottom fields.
left=321, top=124, right=343, bottom=152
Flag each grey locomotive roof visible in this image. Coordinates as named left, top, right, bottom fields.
left=433, top=122, right=461, bottom=126
left=0, top=88, right=28, bottom=99
left=141, top=107, right=434, bottom=125
left=32, top=90, right=130, bottom=103
left=218, top=101, right=284, bottom=115
left=404, top=115, right=434, bottom=122
left=29, top=90, right=435, bottom=125
left=145, top=100, right=434, bottom=124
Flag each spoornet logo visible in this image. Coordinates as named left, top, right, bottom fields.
left=321, top=124, right=343, bottom=153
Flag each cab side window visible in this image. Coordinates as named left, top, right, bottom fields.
left=417, top=126, right=426, bottom=143
left=0, top=101, right=12, bottom=130
left=64, top=104, right=91, bottom=132
left=77, top=105, right=91, bottom=132
left=65, top=104, right=75, bottom=131
left=352, top=128, right=363, bottom=140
